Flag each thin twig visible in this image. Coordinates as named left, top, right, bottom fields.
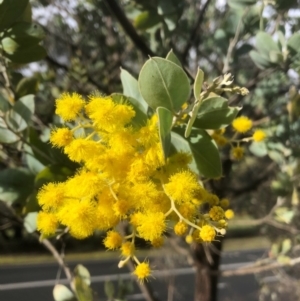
left=223, top=8, right=250, bottom=74
left=233, top=197, right=299, bottom=234
left=0, top=222, right=13, bottom=230
left=182, top=0, right=212, bottom=62
left=102, top=0, right=194, bottom=81
left=167, top=275, right=175, bottom=301
left=0, top=57, right=15, bottom=103
left=168, top=236, right=195, bottom=266
left=38, top=235, right=73, bottom=282
left=221, top=255, right=300, bottom=277
left=1, top=202, right=73, bottom=284
left=102, top=0, right=155, bottom=58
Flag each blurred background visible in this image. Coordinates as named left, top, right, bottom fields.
left=0, top=0, right=300, bottom=300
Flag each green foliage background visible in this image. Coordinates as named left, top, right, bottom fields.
left=1, top=0, right=300, bottom=300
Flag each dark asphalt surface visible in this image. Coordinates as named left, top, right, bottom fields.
left=0, top=249, right=266, bottom=301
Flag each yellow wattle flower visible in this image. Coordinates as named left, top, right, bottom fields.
left=164, top=170, right=200, bottom=204
left=37, top=212, right=58, bottom=236
left=133, top=262, right=151, bottom=282
left=209, top=206, right=225, bottom=221
left=174, top=221, right=188, bottom=236
left=231, top=146, right=244, bottom=160
left=252, top=129, right=266, bottom=142
left=50, top=127, right=73, bottom=148
left=37, top=91, right=236, bottom=281
left=200, top=225, right=216, bottom=242
left=104, top=231, right=123, bottom=249
left=232, top=116, right=253, bottom=133
left=55, top=92, right=85, bottom=121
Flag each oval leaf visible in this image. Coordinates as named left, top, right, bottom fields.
left=269, top=50, right=283, bottom=63
left=120, top=68, right=148, bottom=114
left=5, top=44, right=46, bottom=64
left=171, top=128, right=222, bottom=178
left=0, top=118, right=19, bottom=143
left=104, top=281, right=115, bottom=299
left=73, top=276, right=93, bottom=301
left=249, top=50, right=272, bottom=69
left=281, top=238, right=292, bottom=255
left=16, top=76, right=39, bottom=98
left=5, top=94, right=34, bottom=132
left=53, top=284, right=76, bottom=301
left=24, top=191, right=40, bottom=214
left=166, top=49, right=182, bottom=67
left=74, top=264, right=91, bottom=286
left=5, top=22, right=44, bottom=44
left=0, top=93, right=11, bottom=112
left=16, top=2, right=32, bottom=23
left=185, top=100, right=201, bottom=138
left=138, top=57, right=190, bottom=112
left=194, top=96, right=241, bottom=129
left=287, top=32, right=300, bottom=55
left=24, top=211, right=38, bottom=233
left=1, top=37, right=19, bottom=55
left=15, top=94, right=34, bottom=121
left=193, top=68, right=204, bottom=100
left=24, top=143, right=45, bottom=174
left=0, top=0, right=29, bottom=32
left=255, top=32, right=280, bottom=56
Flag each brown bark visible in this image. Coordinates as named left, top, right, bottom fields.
left=193, top=241, right=222, bottom=301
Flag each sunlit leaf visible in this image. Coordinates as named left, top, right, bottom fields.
left=139, top=57, right=190, bottom=112
left=73, top=276, right=93, bottom=301
left=249, top=51, right=272, bottom=69
left=255, top=32, right=280, bottom=55
left=24, top=212, right=38, bottom=233
left=281, top=238, right=292, bottom=255
left=120, top=68, right=148, bottom=115
left=53, top=284, right=76, bottom=301
left=74, top=264, right=91, bottom=286
left=287, top=32, right=300, bottom=55
left=193, top=68, right=204, bottom=100
left=166, top=49, right=182, bottom=67
left=171, top=128, right=222, bottom=178
left=193, top=96, right=240, bottom=129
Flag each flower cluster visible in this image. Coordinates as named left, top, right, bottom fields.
left=37, top=93, right=234, bottom=282
left=211, top=116, right=267, bottom=161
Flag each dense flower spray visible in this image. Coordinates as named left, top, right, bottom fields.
left=37, top=93, right=237, bottom=281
